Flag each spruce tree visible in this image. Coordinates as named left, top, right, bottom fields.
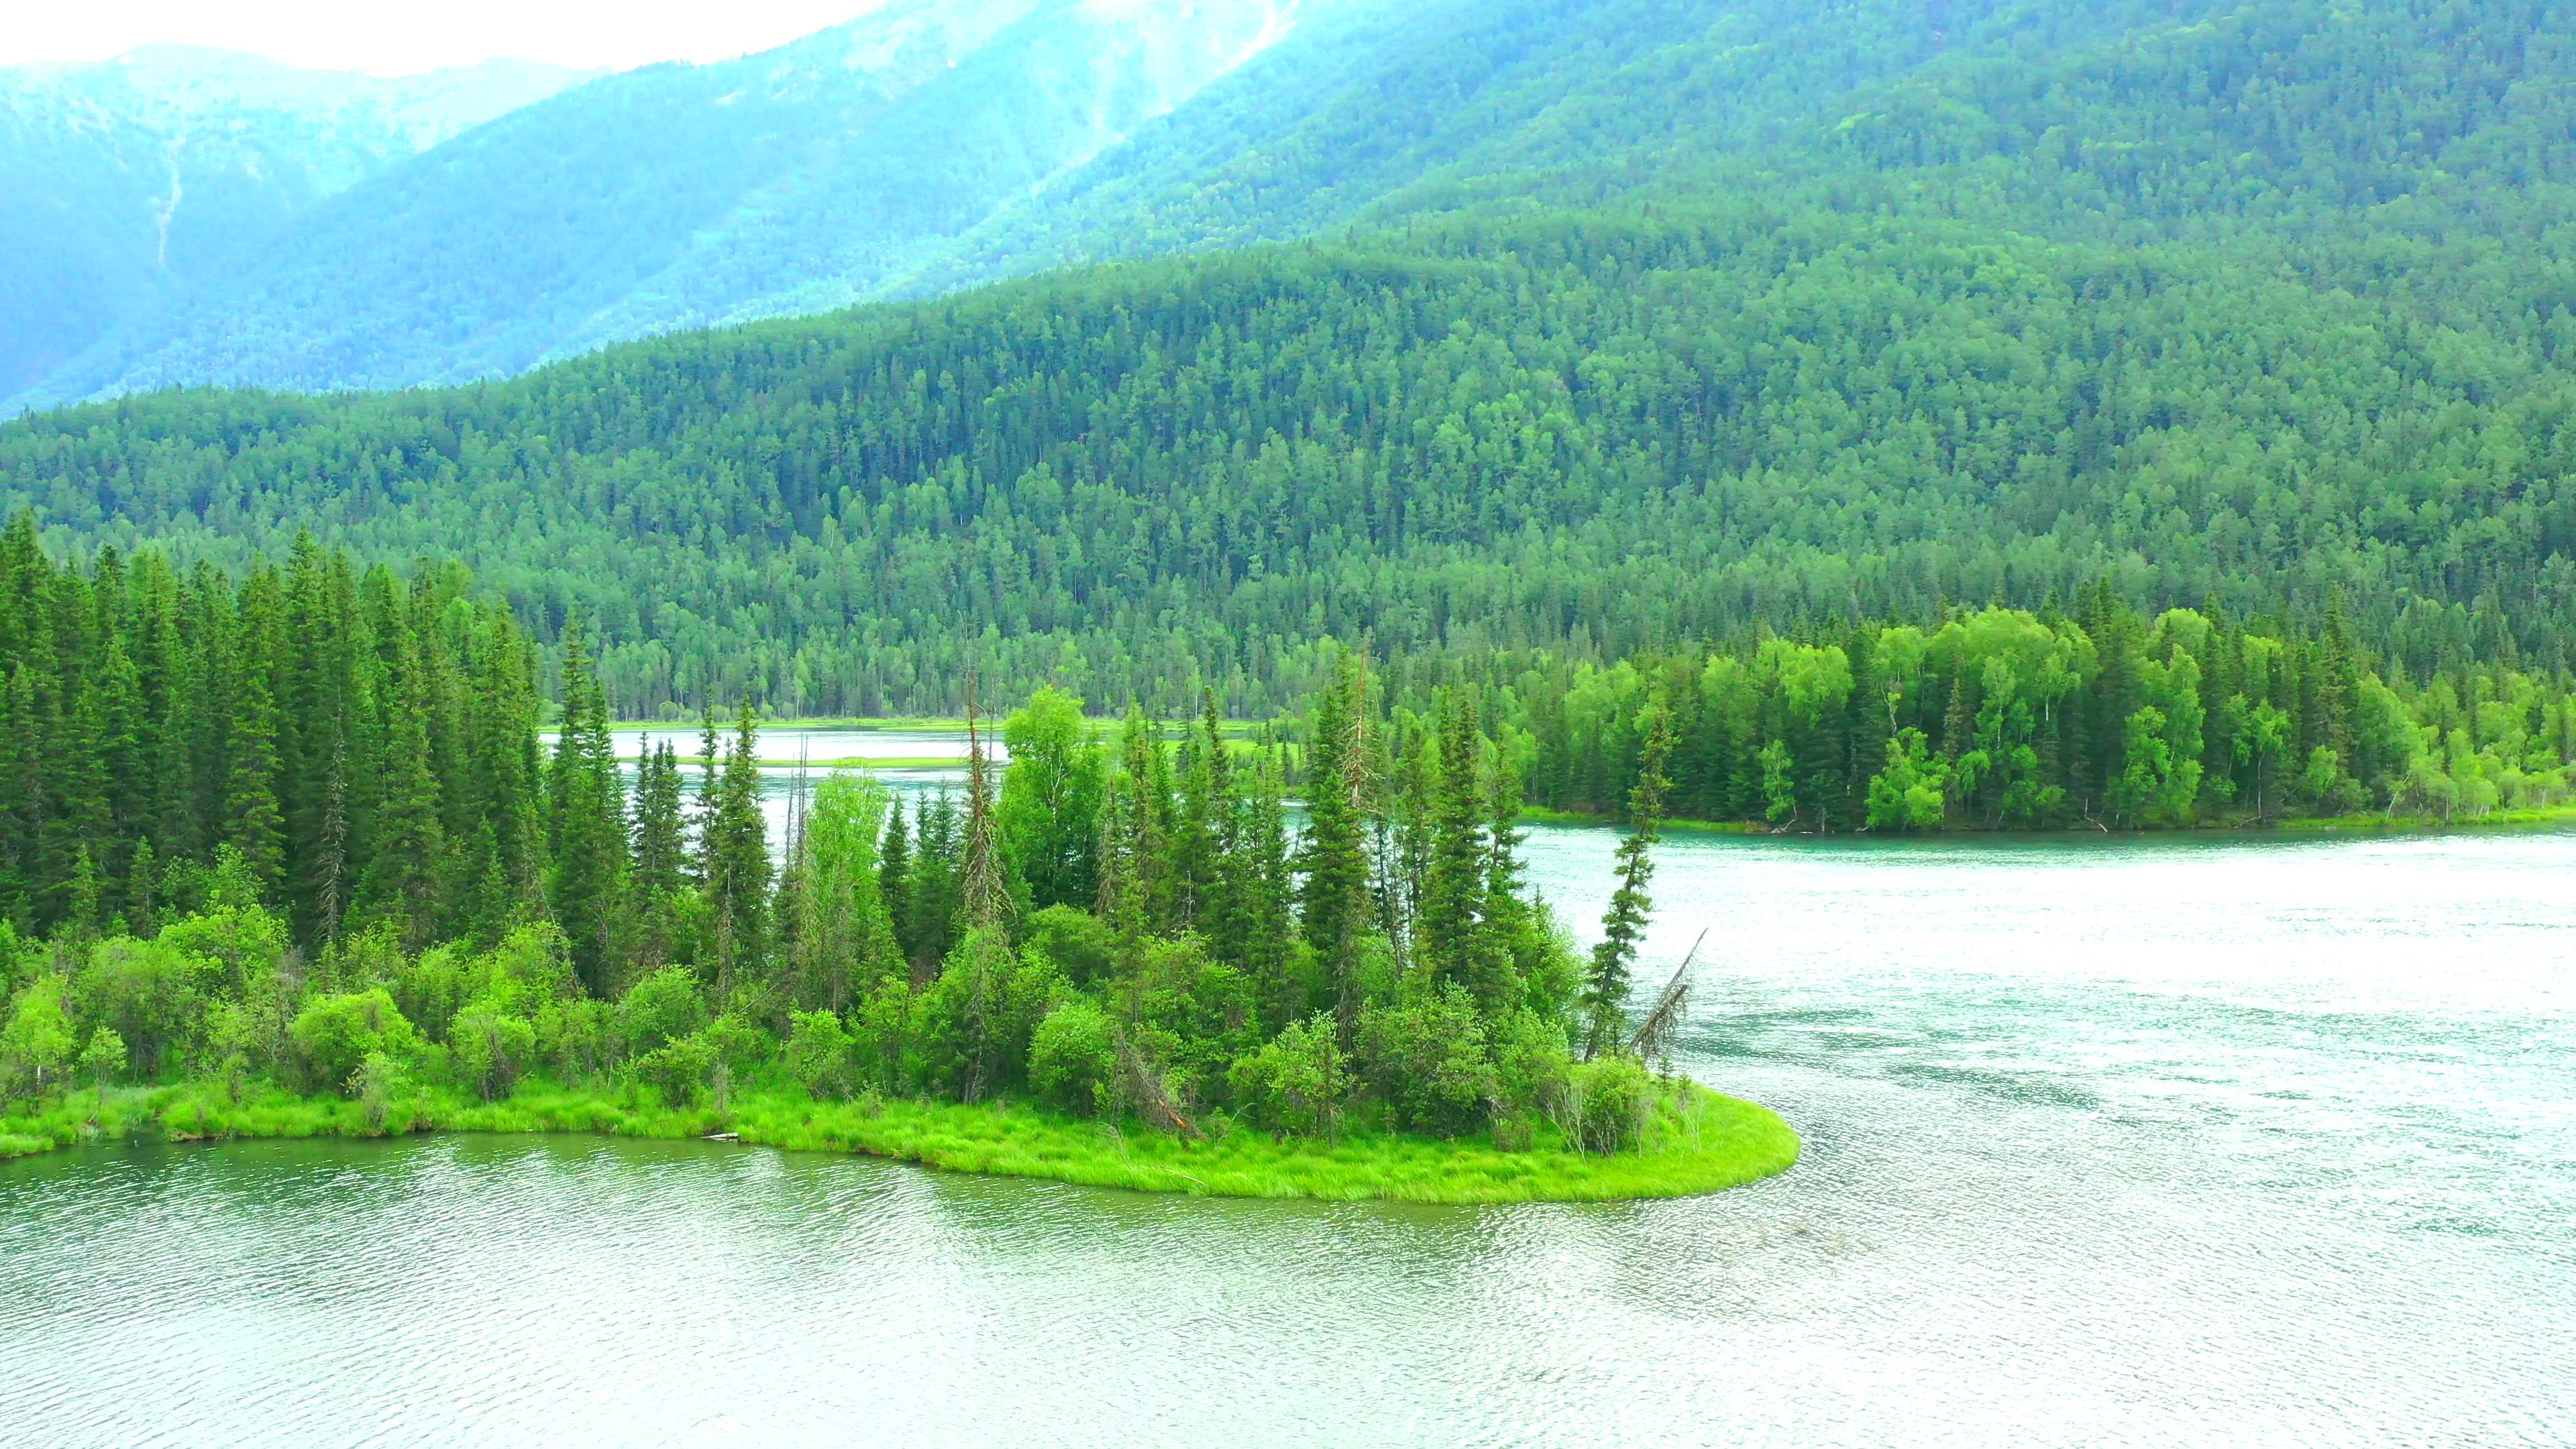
left=1297, top=655, right=1373, bottom=1041
left=354, top=592, right=447, bottom=946
left=1582, top=708, right=1672, bottom=1059
left=222, top=569, right=288, bottom=895
left=1235, top=742, right=1300, bottom=1030
left=702, top=702, right=772, bottom=1001
left=1416, top=692, right=1487, bottom=987
left=631, top=741, right=688, bottom=900
left=877, top=798, right=914, bottom=970
left=908, top=793, right=959, bottom=973
left=548, top=617, right=630, bottom=994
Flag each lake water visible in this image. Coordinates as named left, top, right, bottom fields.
left=5, top=824, right=2573, bottom=1447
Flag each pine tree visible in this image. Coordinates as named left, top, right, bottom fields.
left=1417, top=691, right=1487, bottom=987
left=548, top=617, right=630, bottom=994
left=1298, top=654, right=1374, bottom=1041
left=1583, top=708, right=1672, bottom=1059
left=702, top=702, right=772, bottom=1002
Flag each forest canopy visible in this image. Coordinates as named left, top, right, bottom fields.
left=7, top=0, right=2576, bottom=714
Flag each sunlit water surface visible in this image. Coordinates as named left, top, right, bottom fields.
left=6, top=822, right=2573, bottom=1448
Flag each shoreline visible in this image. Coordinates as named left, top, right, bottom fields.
left=1513, top=802, right=2576, bottom=838
left=3, top=1081, right=1801, bottom=1204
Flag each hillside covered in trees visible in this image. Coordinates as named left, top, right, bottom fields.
left=5, top=0, right=2575, bottom=719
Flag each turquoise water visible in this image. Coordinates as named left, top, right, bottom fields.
left=5, top=828, right=2572, bottom=1446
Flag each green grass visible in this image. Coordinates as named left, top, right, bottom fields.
left=2, top=1080, right=1799, bottom=1203
left=775, top=755, right=961, bottom=770
left=605, top=716, right=1281, bottom=737
left=1518, top=801, right=2576, bottom=837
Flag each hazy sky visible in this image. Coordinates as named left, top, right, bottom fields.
left=0, top=1, right=887, bottom=76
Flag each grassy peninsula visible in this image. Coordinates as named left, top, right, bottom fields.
left=1, top=537, right=1789, bottom=1205
left=1, top=1077, right=1798, bottom=1203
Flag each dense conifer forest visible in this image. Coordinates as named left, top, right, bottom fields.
left=8, top=0, right=2576, bottom=715
left=0, top=529, right=1690, bottom=1161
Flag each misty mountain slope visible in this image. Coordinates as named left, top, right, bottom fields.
left=21, top=0, right=1320, bottom=404
left=13, top=0, right=2196, bottom=407
left=898, top=0, right=2177, bottom=292
left=0, top=45, right=584, bottom=402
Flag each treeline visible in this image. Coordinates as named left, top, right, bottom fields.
left=3, top=536, right=1679, bottom=1152
left=0, top=512, right=547, bottom=954
left=1457, top=590, right=2576, bottom=831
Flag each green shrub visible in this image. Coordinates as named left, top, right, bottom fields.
left=537, top=996, right=609, bottom=1085
left=74, top=937, right=208, bottom=1078
left=79, top=1025, right=125, bottom=1091
left=1563, top=1055, right=1652, bottom=1154
left=615, top=965, right=705, bottom=1058
left=784, top=1010, right=855, bottom=1100
left=1359, top=981, right=1497, bottom=1137
left=350, top=1051, right=405, bottom=1132
left=1227, top=1012, right=1348, bottom=1139
left=625, top=1032, right=716, bottom=1107
left=477, top=923, right=580, bottom=1013
left=388, top=943, right=472, bottom=1043
left=1025, top=905, right=1116, bottom=987
left=449, top=999, right=537, bottom=1100
left=1, top=973, right=76, bottom=1100
left=1028, top=996, right=1116, bottom=1113
left=152, top=902, right=289, bottom=1001
left=288, top=989, right=421, bottom=1096
left=1490, top=1009, right=1572, bottom=1119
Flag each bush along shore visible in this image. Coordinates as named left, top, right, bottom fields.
left=0, top=533, right=1790, bottom=1199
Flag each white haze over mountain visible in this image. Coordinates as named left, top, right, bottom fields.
left=2, top=0, right=1339, bottom=411
left=0, top=44, right=590, bottom=401
left=0, top=1, right=890, bottom=76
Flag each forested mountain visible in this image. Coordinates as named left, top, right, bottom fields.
left=0, top=46, right=585, bottom=407
left=11, top=0, right=2218, bottom=407
left=6, top=0, right=2575, bottom=716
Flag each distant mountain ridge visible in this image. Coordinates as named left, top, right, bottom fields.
left=6, top=0, right=1332, bottom=410
left=0, top=45, right=588, bottom=403
left=5, top=0, right=2130, bottom=411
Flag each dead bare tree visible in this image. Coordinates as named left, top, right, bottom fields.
left=1627, top=928, right=1706, bottom=1079
left=1114, top=1029, right=1199, bottom=1139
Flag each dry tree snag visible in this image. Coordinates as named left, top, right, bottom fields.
left=1627, top=928, right=1706, bottom=1077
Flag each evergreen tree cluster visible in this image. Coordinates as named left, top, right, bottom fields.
left=1484, top=588, right=2576, bottom=831
left=0, top=512, right=547, bottom=953
left=3, top=534, right=1659, bottom=1151
left=6, top=197, right=2575, bottom=718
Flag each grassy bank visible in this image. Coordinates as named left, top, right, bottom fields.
left=604, top=718, right=1280, bottom=738
left=1, top=1079, right=1797, bottom=1203
left=1517, top=802, right=2576, bottom=837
